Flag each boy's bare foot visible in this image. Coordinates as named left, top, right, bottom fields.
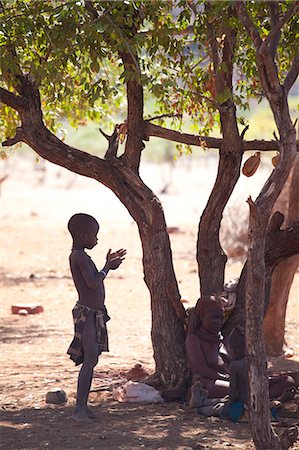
left=71, top=407, right=93, bottom=423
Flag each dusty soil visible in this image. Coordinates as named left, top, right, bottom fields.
left=0, top=155, right=298, bottom=449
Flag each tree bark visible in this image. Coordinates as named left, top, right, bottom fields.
left=245, top=199, right=279, bottom=450
left=222, top=213, right=299, bottom=335
left=197, top=24, right=243, bottom=296
left=144, top=121, right=299, bottom=151
left=264, top=155, right=299, bottom=355
left=236, top=3, right=298, bottom=448
left=197, top=103, right=243, bottom=295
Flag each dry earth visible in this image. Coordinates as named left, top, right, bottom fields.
left=0, top=154, right=298, bottom=450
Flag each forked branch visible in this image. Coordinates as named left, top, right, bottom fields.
left=100, top=124, right=121, bottom=159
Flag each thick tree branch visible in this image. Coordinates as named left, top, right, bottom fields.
left=206, top=18, right=219, bottom=74
left=220, top=26, right=236, bottom=92
left=100, top=124, right=121, bottom=159
left=268, top=2, right=280, bottom=58
left=284, top=51, right=299, bottom=94
left=235, top=2, right=279, bottom=93
left=0, top=87, right=27, bottom=111
left=144, top=122, right=299, bottom=152
left=120, top=51, right=144, bottom=171
left=2, top=127, right=24, bottom=146
left=259, top=2, right=298, bottom=56
left=265, top=214, right=299, bottom=268
left=234, top=2, right=262, bottom=49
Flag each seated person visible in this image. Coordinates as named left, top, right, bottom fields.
left=186, top=295, right=230, bottom=398
left=190, top=326, right=296, bottom=421
left=227, top=327, right=295, bottom=404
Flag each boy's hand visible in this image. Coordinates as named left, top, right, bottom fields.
left=106, top=248, right=126, bottom=270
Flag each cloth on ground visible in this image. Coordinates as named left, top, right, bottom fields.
left=221, top=401, right=245, bottom=422
left=67, top=302, right=109, bottom=365
left=112, top=381, right=163, bottom=404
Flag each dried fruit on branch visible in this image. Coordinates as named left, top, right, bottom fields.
left=242, top=152, right=261, bottom=177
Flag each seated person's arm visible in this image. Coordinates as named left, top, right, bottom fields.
left=75, top=252, right=105, bottom=289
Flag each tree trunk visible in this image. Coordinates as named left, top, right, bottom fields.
left=197, top=23, right=244, bottom=295
left=197, top=112, right=243, bottom=295
left=264, top=155, right=299, bottom=355
left=197, top=24, right=243, bottom=296
left=107, top=163, right=189, bottom=388
left=139, top=218, right=189, bottom=388
left=232, top=4, right=298, bottom=442
left=246, top=199, right=280, bottom=450
left=244, top=94, right=297, bottom=450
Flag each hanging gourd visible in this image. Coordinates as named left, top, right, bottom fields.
left=242, top=151, right=261, bottom=177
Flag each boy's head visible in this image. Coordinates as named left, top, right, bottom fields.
left=227, top=327, right=245, bottom=361
left=68, top=213, right=99, bottom=249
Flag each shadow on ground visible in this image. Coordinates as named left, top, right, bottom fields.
left=0, top=400, right=254, bottom=450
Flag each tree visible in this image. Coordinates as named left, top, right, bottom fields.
left=0, top=0, right=190, bottom=388
left=264, top=155, right=299, bottom=356
left=235, top=2, right=298, bottom=449
left=1, top=5, right=298, bottom=440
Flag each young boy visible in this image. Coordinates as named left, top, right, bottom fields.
left=67, top=213, right=126, bottom=422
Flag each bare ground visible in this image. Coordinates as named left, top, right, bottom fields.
left=0, top=155, right=298, bottom=449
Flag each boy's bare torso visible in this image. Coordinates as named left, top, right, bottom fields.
left=69, top=249, right=105, bottom=310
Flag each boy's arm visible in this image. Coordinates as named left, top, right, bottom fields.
left=74, top=252, right=106, bottom=289
left=73, top=249, right=126, bottom=289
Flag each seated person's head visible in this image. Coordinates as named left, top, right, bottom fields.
left=194, top=295, right=224, bottom=335
left=68, top=213, right=99, bottom=249
left=227, top=327, right=245, bottom=360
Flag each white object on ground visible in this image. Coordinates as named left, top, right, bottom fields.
left=112, top=381, right=163, bottom=403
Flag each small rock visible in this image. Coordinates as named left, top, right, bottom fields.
left=46, top=389, right=67, bottom=404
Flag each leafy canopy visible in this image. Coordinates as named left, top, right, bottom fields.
left=0, top=1, right=297, bottom=142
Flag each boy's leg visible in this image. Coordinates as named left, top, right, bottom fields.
left=72, top=311, right=99, bottom=422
